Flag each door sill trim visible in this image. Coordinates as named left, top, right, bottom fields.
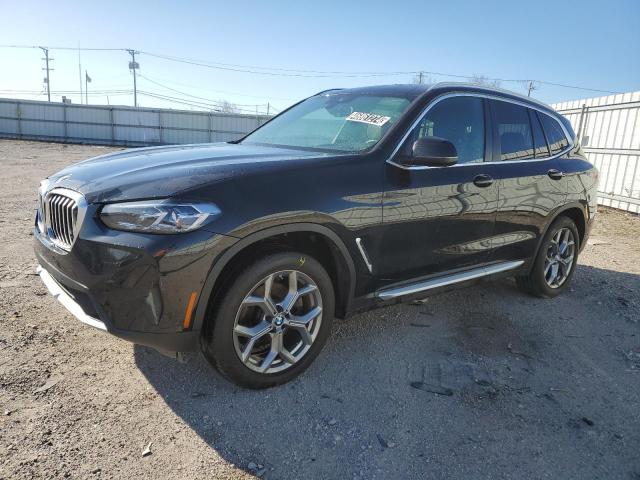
left=376, top=260, right=524, bottom=300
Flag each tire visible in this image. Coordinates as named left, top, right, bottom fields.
left=516, top=216, right=579, bottom=298
left=201, top=251, right=334, bottom=389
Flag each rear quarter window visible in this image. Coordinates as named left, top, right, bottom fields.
left=529, top=110, right=550, bottom=158
left=539, top=113, right=569, bottom=155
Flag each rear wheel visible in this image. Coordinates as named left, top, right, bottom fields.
left=201, top=251, right=334, bottom=389
left=516, top=216, right=579, bottom=298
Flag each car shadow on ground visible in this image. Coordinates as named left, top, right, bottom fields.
left=134, top=265, right=639, bottom=479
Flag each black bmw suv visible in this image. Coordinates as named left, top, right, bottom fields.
left=35, top=83, right=598, bottom=388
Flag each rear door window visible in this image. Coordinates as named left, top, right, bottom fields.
left=491, top=100, right=534, bottom=161
left=529, top=110, right=550, bottom=158
left=539, top=113, right=569, bottom=155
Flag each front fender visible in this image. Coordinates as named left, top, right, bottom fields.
left=191, top=222, right=358, bottom=336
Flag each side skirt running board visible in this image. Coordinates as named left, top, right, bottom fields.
left=376, top=260, right=524, bottom=300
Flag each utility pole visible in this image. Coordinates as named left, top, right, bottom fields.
left=127, top=49, right=139, bottom=107
left=40, top=47, right=52, bottom=102
left=266, top=102, right=270, bottom=115
left=418, top=71, right=424, bottom=84
left=527, top=80, right=537, bottom=97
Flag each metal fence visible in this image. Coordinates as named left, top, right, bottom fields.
left=553, top=92, right=640, bottom=214
left=0, top=98, right=270, bottom=146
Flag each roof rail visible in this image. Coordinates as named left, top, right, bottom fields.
left=430, top=81, right=553, bottom=110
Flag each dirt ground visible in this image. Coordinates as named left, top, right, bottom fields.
left=1, top=140, right=639, bottom=480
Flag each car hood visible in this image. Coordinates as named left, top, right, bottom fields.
left=46, top=143, right=336, bottom=203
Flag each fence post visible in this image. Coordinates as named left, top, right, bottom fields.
left=63, top=103, right=68, bottom=141
left=576, top=103, right=588, bottom=143
left=16, top=101, right=22, bottom=138
left=109, top=108, right=115, bottom=144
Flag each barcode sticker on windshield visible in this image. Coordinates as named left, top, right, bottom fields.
left=346, top=112, right=391, bottom=126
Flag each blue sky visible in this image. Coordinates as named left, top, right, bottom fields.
left=1, top=0, right=638, bottom=113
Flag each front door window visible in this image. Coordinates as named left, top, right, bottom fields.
left=404, top=96, right=485, bottom=164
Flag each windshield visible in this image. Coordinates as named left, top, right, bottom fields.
left=241, top=92, right=414, bottom=153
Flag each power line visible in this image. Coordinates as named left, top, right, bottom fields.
left=0, top=43, right=623, bottom=95
left=134, top=73, right=298, bottom=101
left=138, top=74, right=268, bottom=108
left=138, top=90, right=269, bottom=114
left=0, top=89, right=132, bottom=95
left=138, top=50, right=413, bottom=76
left=0, top=44, right=126, bottom=51
left=138, top=91, right=224, bottom=111
left=0, top=44, right=408, bottom=77
left=136, top=50, right=622, bottom=94
left=137, top=90, right=252, bottom=113
left=6, top=88, right=47, bottom=100
left=0, top=43, right=623, bottom=94
left=531, top=79, right=617, bottom=93
left=139, top=50, right=409, bottom=78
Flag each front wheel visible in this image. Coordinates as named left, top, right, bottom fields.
left=516, top=216, right=579, bottom=298
left=201, top=252, right=334, bottom=389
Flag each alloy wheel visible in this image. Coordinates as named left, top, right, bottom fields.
left=232, top=270, right=323, bottom=374
left=544, top=227, right=575, bottom=288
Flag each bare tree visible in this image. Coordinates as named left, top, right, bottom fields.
left=468, top=75, right=502, bottom=88
left=217, top=100, right=239, bottom=114
left=412, top=72, right=434, bottom=85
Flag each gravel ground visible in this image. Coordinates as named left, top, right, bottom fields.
left=1, top=139, right=639, bottom=480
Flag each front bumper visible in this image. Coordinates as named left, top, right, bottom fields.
left=34, top=215, right=238, bottom=353
left=37, top=264, right=107, bottom=331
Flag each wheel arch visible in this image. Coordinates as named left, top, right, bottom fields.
left=192, top=223, right=357, bottom=335
left=559, top=206, right=587, bottom=248
left=533, top=202, right=588, bottom=262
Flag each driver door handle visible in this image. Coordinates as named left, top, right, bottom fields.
left=548, top=169, right=564, bottom=180
left=473, top=174, right=494, bottom=188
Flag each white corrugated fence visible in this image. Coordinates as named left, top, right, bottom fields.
left=553, top=91, right=640, bottom=213
left=0, top=98, right=270, bottom=146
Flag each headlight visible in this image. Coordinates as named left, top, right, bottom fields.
left=100, top=200, right=220, bottom=234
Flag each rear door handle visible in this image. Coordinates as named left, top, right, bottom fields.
left=548, top=169, right=564, bottom=180
left=473, top=174, right=494, bottom=188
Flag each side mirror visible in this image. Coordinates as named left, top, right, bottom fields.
left=404, top=137, right=458, bottom=167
